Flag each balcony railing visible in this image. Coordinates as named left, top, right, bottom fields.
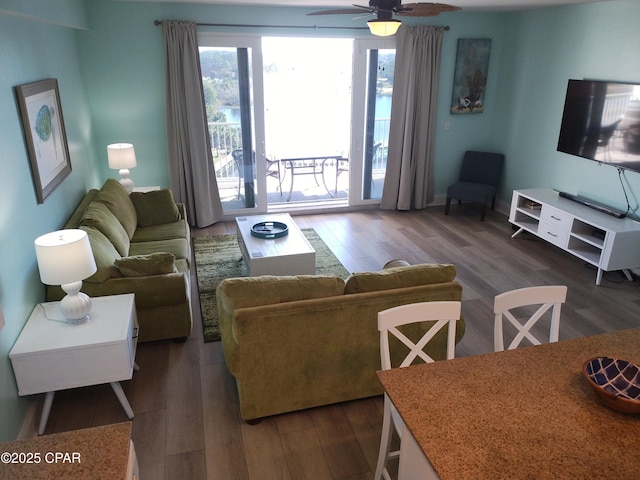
left=209, top=120, right=389, bottom=204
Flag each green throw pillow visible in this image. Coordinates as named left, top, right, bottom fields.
left=115, top=252, right=176, bottom=277
left=130, top=189, right=181, bottom=228
left=96, top=178, right=138, bottom=239
left=79, top=226, right=121, bottom=283
left=80, top=201, right=130, bottom=257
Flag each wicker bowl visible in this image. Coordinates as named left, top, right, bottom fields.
left=583, top=357, right=640, bottom=414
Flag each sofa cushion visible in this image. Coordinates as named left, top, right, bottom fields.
left=344, top=263, right=456, bottom=294
left=79, top=226, right=122, bottom=283
left=115, top=252, right=176, bottom=277
left=217, top=275, right=345, bottom=310
left=174, top=258, right=189, bottom=274
left=128, top=238, right=190, bottom=261
left=130, top=189, right=181, bottom=227
left=96, top=178, right=137, bottom=239
left=131, top=219, right=189, bottom=243
left=80, top=201, right=130, bottom=256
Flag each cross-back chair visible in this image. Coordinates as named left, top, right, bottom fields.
left=374, top=301, right=461, bottom=480
left=493, top=285, right=568, bottom=352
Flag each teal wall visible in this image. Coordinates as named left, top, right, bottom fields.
left=434, top=10, right=513, bottom=194
left=79, top=1, right=515, bottom=193
left=498, top=0, right=640, bottom=212
left=0, top=0, right=97, bottom=441
left=80, top=0, right=640, bottom=213
left=0, top=0, right=638, bottom=441
left=0, top=0, right=87, bottom=27
left=78, top=0, right=481, bottom=188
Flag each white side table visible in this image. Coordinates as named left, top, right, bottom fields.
left=10, top=294, right=139, bottom=435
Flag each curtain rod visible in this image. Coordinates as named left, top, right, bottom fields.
left=153, top=20, right=449, bottom=31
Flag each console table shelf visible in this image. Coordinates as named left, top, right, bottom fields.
left=509, top=189, right=640, bottom=285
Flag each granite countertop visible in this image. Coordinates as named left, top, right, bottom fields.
left=0, top=422, right=131, bottom=480
left=377, top=328, right=640, bottom=480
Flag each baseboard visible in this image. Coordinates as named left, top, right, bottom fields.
left=17, top=397, right=41, bottom=439
left=431, top=194, right=510, bottom=218
left=495, top=198, right=511, bottom=217
left=231, top=195, right=512, bottom=220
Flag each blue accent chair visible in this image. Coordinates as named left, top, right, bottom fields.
left=444, top=150, right=505, bottom=221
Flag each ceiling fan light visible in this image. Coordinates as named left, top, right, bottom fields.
left=367, top=19, right=401, bottom=36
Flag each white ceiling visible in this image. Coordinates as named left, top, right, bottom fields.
left=122, top=0, right=613, bottom=12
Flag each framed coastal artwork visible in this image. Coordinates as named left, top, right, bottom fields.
left=450, top=38, right=492, bottom=114
left=15, top=78, right=71, bottom=203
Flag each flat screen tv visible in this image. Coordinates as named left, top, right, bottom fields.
left=557, top=79, right=640, bottom=173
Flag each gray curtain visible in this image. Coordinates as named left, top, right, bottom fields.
left=380, top=26, right=444, bottom=210
left=161, top=20, right=223, bottom=227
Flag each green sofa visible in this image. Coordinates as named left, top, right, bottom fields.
left=46, top=178, right=192, bottom=342
left=216, top=263, right=464, bottom=422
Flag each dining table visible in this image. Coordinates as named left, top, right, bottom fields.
left=376, top=327, right=640, bottom=480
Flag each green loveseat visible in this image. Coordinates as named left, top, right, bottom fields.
left=217, top=263, right=464, bottom=422
left=46, top=178, right=192, bottom=342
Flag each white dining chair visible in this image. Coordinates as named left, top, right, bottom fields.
left=493, top=285, right=568, bottom=352
left=374, top=301, right=461, bottom=480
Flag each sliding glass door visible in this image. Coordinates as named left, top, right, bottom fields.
left=351, top=38, right=396, bottom=203
left=262, top=37, right=352, bottom=204
left=199, top=33, right=395, bottom=214
left=199, top=36, right=265, bottom=214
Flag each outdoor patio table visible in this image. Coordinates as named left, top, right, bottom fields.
left=280, top=155, right=347, bottom=201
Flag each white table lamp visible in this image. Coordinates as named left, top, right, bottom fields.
left=107, top=143, right=137, bottom=193
left=34, top=229, right=97, bottom=325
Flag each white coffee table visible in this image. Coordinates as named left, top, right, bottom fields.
left=235, top=213, right=316, bottom=276
left=10, top=294, right=138, bottom=435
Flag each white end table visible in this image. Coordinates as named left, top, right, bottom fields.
left=10, top=294, right=139, bottom=435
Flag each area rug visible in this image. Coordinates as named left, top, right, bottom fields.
left=193, top=228, right=350, bottom=342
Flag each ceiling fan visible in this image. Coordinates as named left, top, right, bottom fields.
left=308, top=1, right=461, bottom=36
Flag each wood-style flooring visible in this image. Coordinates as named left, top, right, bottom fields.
left=34, top=205, right=640, bottom=479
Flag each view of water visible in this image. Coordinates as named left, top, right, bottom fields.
left=220, top=93, right=391, bottom=157
left=207, top=37, right=395, bottom=160
left=221, top=95, right=391, bottom=124
left=376, top=94, right=392, bottom=118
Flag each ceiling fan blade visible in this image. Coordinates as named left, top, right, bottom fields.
left=395, top=3, right=462, bottom=17
left=353, top=11, right=377, bottom=20
left=307, top=7, right=373, bottom=16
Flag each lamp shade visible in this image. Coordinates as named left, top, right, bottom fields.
left=107, top=143, right=137, bottom=169
left=368, top=19, right=401, bottom=36
left=34, top=229, right=97, bottom=286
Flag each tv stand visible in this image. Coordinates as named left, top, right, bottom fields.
left=557, top=191, right=626, bottom=218
left=509, top=189, right=640, bottom=285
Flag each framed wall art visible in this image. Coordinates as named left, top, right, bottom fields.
left=15, top=78, right=71, bottom=203
left=450, top=38, right=492, bottom=115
